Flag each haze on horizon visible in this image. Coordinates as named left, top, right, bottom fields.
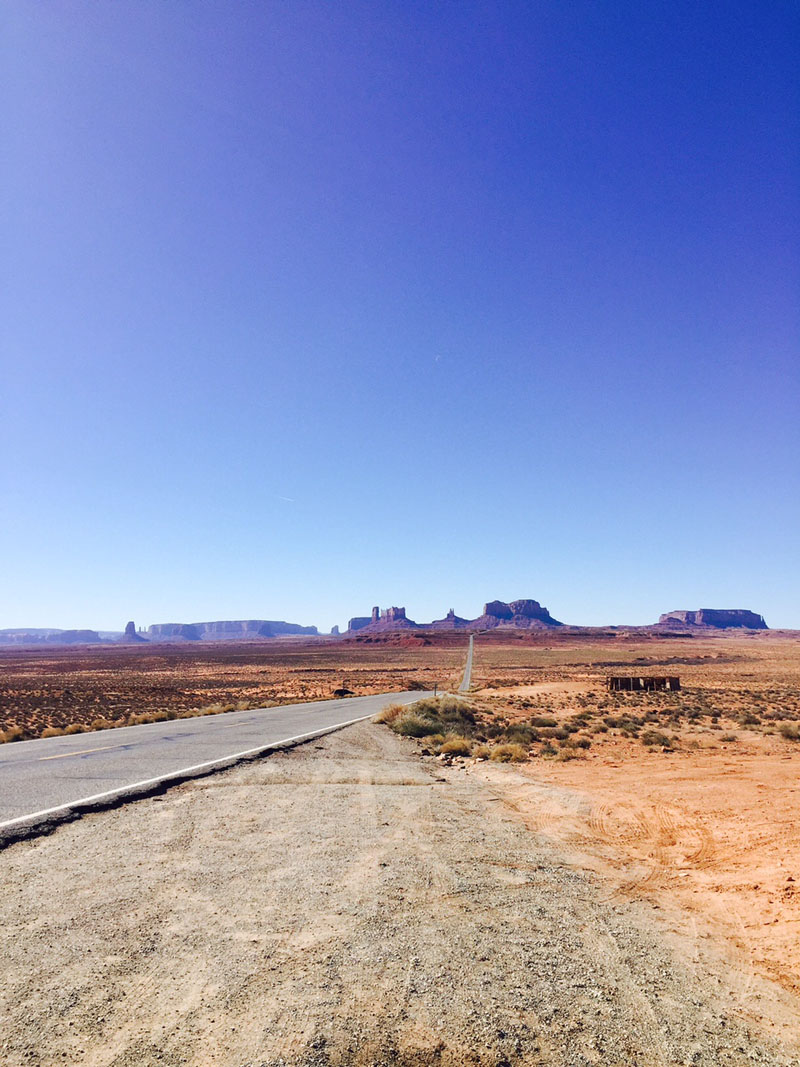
left=2, top=1, right=798, bottom=632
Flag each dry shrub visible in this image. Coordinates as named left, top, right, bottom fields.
left=640, top=729, right=673, bottom=749
left=472, top=744, right=490, bottom=760
left=374, top=703, right=406, bottom=725
left=778, top=722, right=800, bottom=741
left=490, top=743, right=528, bottom=763
left=0, top=725, right=25, bottom=743
left=556, top=748, right=585, bottom=761
left=40, top=726, right=66, bottom=738
left=64, top=723, right=87, bottom=735
left=439, top=735, right=472, bottom=757
left=393, top=714, right=440, bottom=738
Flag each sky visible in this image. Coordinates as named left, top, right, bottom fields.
left=2, top=1, right=798, bottom=632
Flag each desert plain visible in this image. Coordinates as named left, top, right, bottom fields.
left=1, top=628, right=800, bottom=1064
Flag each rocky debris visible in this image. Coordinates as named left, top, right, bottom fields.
left=146, top=620, right=318, bottom=641
left=657, top=609, right=767, bottom=630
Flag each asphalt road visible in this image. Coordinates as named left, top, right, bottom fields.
left=459, top=634, right=474, bottom=691
left=0, top=691, right=428, bottom=830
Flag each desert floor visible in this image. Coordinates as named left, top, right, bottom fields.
left=2, top=722, right=798, bottom=1067
left=1, top=630, right=799, bottom=1063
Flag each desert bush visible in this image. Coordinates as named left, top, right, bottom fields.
left=540, top=743, right=557, bottom=757
left=374, top=703, right=406, bottom=725
left=40, top=726, right=66, bottom=738
left=393, top=714, right=441, bottom=738
left=778, top=722, right=800, bottom=741
left=505, top=724, right=539, bottom=745
left=738, top=710, right=762, bottom=726
left=0, top=725, right=25, bottom=743
left=472, top=744, right=490, bottom=759
left=90, top=718, right=113, bottom=731
left=530, top=715, right=557, bottom=727
left=64, top=723, right=87, bottom=735
left=640, top=729, right=673, bottom=748
left=439, top=735, right=472, bottom=757
left=720, top=732, right=738, bottom=742
left=490, top=743, right=528, bottom=763
left=556, top=748, right=585, bottom=761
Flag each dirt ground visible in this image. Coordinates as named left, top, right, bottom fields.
left=1, top=722, right=797, bottom=1067
left=460, top=632, right=800, bottom=1007
left=472, top=725, right=800, bottom=994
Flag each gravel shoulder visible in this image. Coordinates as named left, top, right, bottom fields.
left=0, top=723, right=797, bottom=1067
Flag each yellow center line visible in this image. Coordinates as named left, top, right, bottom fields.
left=39, top=744, right=123, bottom=762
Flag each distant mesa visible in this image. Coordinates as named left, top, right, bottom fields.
left=49, top=629, right=102, bottom=644
left=0, top=628, right=103, bottom=646
left=471, top=599, right=562, bottom=630
left=330, top=625, right=340, bottom=636
left=657, top=609, right=767, bottom=630
left=346, top=598, right=562, bottom=634
left=120, top=620, right=148, bottom=644
left=348, top=606, right=417, bottom=633
left=145, top=619, right=318, bottom=642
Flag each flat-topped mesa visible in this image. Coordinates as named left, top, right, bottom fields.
left=146, top=619, right=318, bottom=641
left=469, top=598, right=562, bottom=630
left=658, top=609, right=767, bottom=630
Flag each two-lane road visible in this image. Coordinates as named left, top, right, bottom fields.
left=0, top=691, right=429, bottom=835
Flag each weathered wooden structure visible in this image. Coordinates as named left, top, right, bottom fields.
left=607, top=675, right=681, bottom=692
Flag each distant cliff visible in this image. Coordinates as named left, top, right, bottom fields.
left=467, top=599, right=562, bottom=630
left=146, top=619, right=318, bottom=641
left=347, top=598, right=562, bottom=634
left=0, top=629, right=103, bottom=646
left=657, top=609, right=767, bottom=630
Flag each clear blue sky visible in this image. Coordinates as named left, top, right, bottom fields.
left=2, top=1, right=798, bottom=631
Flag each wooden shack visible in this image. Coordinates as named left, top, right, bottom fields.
left=606, top=675, right=680, bottom=692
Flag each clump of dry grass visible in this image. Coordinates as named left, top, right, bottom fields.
left=777, top=722, right=800, bottom=741
left=40, top=726, right=66, bottom=738
left=393, top=714, right=441, bottom=738
left=383, top=696, right=477, bottom=740
left=438, top=735, right=472, bottom=757
left=373, top=703, right=406, bottom=725
left=490, top=743, right=528, bottom=763
left=0, top=725, right=25, bottom=743
left=640, top=729, right=676, bottom=749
